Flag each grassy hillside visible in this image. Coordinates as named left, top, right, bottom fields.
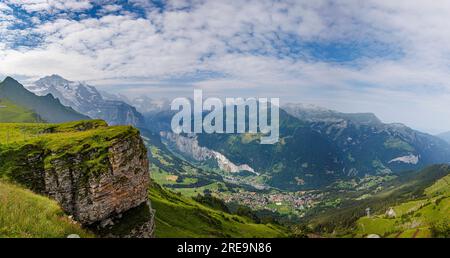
left=149, top=182, right=287, bottom=238
left=0, top=120, right=144, bottom=237
left=355, top=173, right=449, bottom=238
left=0, top=180, right=92, bottom=238
left=0, top=77, right=89, bottom=123
left=0, top=119, right=147, bottom=238
left=306, top=164, right=450, bottom=237
left=0, top=120, right=140, bottom=191
left=0, top=98, right=44, bottom=123
left=0, top=119, right=286, bottom=238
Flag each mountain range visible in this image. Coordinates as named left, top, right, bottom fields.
left=27, top=75, right=145, bottom=127
left=147, top=103, right=450, bottom=190
left=0, top=77, right=88, bottom=123
left=3, top=75, right=450, bottom=191
left=0, top=81, right=286, bottom=238
left=0, top=98, right=44, bottom=123
left=437, top=131, right=450, bottom=144
left=0, top=75, right=449, bottom=238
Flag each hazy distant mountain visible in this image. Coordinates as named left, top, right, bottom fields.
left=128, top=95, right=171, bottom=115
left=124, top=96, right=172, bottom=131
left=91, top=92, right=171, bottom=115
left=437, top=131, right=450, bottom=144
left=0, top=77, right=88, bottom=123
left=28, top=75, right=145, bottom=127
left=283, top=103, right=382, bottom=125
left=97, top=89, right=130, bottom=102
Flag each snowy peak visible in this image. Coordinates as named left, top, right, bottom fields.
left=36, top=74, right=70, bottom=85
left=31, top=75, right=103, bottom=108
left=28, top=75, right=145, bottom=127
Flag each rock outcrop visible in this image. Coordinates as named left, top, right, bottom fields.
left=161, top=131, right=258, bottom=174
left=44, top=132, right=149, bottom=224
left=0, top=120, right=154, bottom=237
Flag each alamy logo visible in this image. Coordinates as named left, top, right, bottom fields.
left=170, top=90, right=280, bottom=144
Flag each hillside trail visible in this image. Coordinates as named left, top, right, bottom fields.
left=412, top=229, right=420, bottom=238
left=394, top=231, right=403, bottom=238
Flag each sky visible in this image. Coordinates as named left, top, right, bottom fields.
left=1, top=0, right=450, bottom=134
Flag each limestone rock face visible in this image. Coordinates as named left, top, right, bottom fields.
left=0, top=121, right=155, bottom=237
left=97, top=201, right=156, bottom=238
left=161, top=131, right=258, bottom=175
left=44, top=133, right=150, bottom=225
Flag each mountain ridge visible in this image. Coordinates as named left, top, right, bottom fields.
left=437, top=131, right=450, bottom=144
left=0, top=77, right=89, bottom=123
left=0, top=98, right=45, bottom=123
left=28, top=75, right=145, bottom=127
left=143, top=103, right=450, bottom=190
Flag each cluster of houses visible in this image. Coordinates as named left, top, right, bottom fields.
left=221, top=190, right=323, bottom=213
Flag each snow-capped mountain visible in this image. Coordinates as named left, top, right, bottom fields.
left=28, top=75, right=145, bottom=127
left=87, top=89, right=170, bottom=115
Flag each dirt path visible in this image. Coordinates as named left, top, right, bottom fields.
left=307, top=233, right=324, bottom=238
left=394, top=231, right=403, bottom=238
left=412, top=229, right=420, bottom=238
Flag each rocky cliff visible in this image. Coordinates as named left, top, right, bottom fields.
left=44, top=132, right=149, bottom=224
left=161, top=131, right=257, bottom=174
left=0, top=120, right=154, bottom=237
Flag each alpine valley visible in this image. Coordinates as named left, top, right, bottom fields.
left=0, top=75, right=448, bottom=238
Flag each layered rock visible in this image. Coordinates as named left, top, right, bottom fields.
left=161, top=131, right=258, bottom=175
left=0, top=120, right=154, bottom=237
left=44, top=132, right=149, bottom=224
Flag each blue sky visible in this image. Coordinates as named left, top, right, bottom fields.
left=1, top=0, right=450, bottom=134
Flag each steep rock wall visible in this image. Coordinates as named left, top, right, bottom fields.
left=43, top=133, right=149, bottom=224
left=160, top=131, right=258, bottom=174
left=0, top=121, right=154, bottom=237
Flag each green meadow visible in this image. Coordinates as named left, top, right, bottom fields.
left=0, top=180, right=92, bottom=238
left=149, top=182, right=287, bottom=238
left=355, top=174, right=450, bottom=238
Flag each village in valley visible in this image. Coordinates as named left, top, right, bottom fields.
left=219, top=190, right=325, bottom=216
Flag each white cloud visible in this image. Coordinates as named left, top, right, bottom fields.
left=5, top=0, right=92, bottom=13
left=2, top=0, right=450, bottom=132
left=100, top=4, right=122, bottom=13
left=0, top=2, right=12, bottom=11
